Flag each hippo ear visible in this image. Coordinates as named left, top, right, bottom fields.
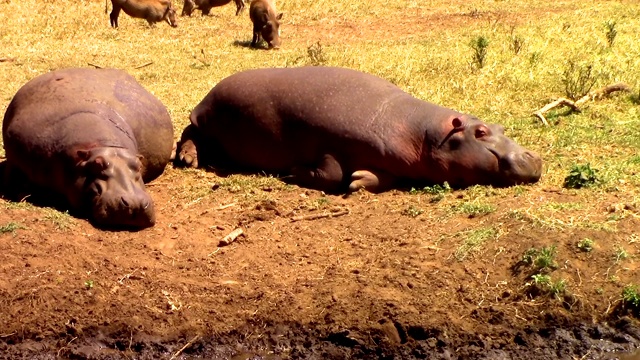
left=261, top=12, right=269, bottom=24
left=276, top=12, right=283, bottom=20
left=451, top=117, right=463, bottom=129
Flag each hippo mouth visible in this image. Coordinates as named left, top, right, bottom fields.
left=488, top=147, right=542, bottom=186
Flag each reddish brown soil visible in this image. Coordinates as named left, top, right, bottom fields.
left=1, top=162, right=639, bottom=359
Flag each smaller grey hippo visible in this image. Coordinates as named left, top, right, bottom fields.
left=2, top=68, right=174, bottom=229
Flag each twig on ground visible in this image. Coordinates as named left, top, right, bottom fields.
left=291, top=209, right=350, bottom=222
left=0, top=57, right=16, bottom=62
left=134, top=61, right=154, bottom=69
left=219, top=227, right=243, bottom=246
left=169, top=335, right=200, bottom=360
left=217, top=202, right=236, bottom=210
left=0, top=332, right=16, bottom=338
left=87, top=62, right=103, bottom=69
left=533, top=83, right=631, bottom=126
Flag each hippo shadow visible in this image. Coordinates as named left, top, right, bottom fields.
left=0, top=161, right=149, bottom=232
left=232, top=39, right=268, bottom=50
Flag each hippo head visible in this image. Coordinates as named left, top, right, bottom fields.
left=431, top=116, right=542, bottom=187
left=165, top=5, right=178, bottom=27
left=261, top=12, right=283, bottom=49
left=75, top=147, right=155, bottom=229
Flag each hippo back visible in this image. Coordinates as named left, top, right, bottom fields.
left=3, top=68, right=174, bottom=183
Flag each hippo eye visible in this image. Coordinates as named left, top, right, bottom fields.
left=475, top=128, right=488, bottom=139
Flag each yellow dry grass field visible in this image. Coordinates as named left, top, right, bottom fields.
left=0, top=0, right=640, bottom=358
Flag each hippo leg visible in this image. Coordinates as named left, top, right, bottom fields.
left=251, top=25, right=261, bottom=47
left=348, top=170, right=395, bottom=193
left=1, top=162, right=30, bottom=201
left=234, top=0, right=245, bottom=15
left=176, top=124, right=201, bottom=168
left=289, top=154, right=344, bottom=193
left=182, top=0, right=195, bottom=16
left=110, top=5, right=121, bottom=28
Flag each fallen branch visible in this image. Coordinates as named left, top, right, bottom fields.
left=87, top=62, right=103, bottom=69
left=291, top=209, right=350, bottom=222
left=219, top=227, right=243, bottom=246
left=216, top=202, right=236, bottom=210
left=533, top=82, right=631, bottom=126
left=134, top=61, right=154, bottom=69
left=0, top=57, right=16, bottom=63
left=169, top=335, right=200, bottom=360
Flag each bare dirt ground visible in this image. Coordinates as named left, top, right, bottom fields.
left=1, top=1, right=640, bottom=359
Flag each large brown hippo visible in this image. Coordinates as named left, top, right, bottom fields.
left=176, top=66, right=542, bottom=193
left=107, top=0, right=178, bottom=28
left=2, top=68, right=174, bottom=229
left=181, top=0, right=244, bottom=16
left=249, top=0, right=282, bottom=49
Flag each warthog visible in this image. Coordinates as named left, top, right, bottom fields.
left=106, top=0, right=178, bottom=28
left=250, top=0, right=282, bottom=49
left=181, top=0, right=245, bottom=17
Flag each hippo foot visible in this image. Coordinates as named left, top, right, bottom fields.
left=348, top=170, right=394, bottom=194
left=177, top=139, right=198, bottom=168
left=288, top=154, right=344, bottom=193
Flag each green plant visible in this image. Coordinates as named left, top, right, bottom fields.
left=0, top=222, right=24, bottom=235
left=469, top=36, right=489, bottom=68
left=84, top=280, right=94, bottom=289
left=563, top=163, right=600, bottom=189
left=535, top=245, right=558, bottom=270
left=454, top=227, right=498, bottom=260
left=531, top=273, right=551, bottom=286
left=604, top=20, right=617, bottom=47
left=549, top=279, right=567, bottom=298
left=402, top=205, right=424, bottom=218
left=562, top=60, right=599, bottom=100
left=622, top=285, right=640, bottom=307
left=615, top=246, right=629, bottom=262
left=522, top=245, right=558, bottom=271
left=453, top=202, right=496, bottom=217
left=409, top=182, right=451, bottom=202
left=577, top=238, right=594, bottom=252
left=307, top=41, right=327, bottom=66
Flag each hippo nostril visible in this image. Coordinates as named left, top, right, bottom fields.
left=120, top=197, right=130, bottom=208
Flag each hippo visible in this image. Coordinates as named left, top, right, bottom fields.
left=181, top=0, right=245, bottom=16
left=249, top=0, right=282, bottom=49
left=107, top=0, right=178, bottom=28
left=2, top=68, right=174, bottom=229
left=176, top=66, right=542, bottom=193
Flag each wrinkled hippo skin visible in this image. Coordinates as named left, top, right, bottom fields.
left=2, top=68, right=174, bottom=229
left=177, top=66, right=542, bottom=193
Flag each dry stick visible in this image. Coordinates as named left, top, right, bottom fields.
left=134, top=61, right=154, bottom=69
left=169, top=335, right=201, bottom=360
left=291, top=209, right=350, bottom=222
left=0, top=57, right=16, bottom=62
left=219, top=227, right=243, bottom=246
left=533, top=82, right=631, bottom=126
left=87, top=62, right=103, bottom=69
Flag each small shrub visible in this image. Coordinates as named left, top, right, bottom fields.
left=549, top=279, right=567, bottom=298
left=563, top=163, right=600, bottom=189
left=307, top=41, right=327, bottom=66
left=535, top=245, right=558, bottom=270
left=510, top=34, right=524, bottom=55
left=577, top=238, right=594, bottom=252
left=0, top=222, right=24, bottom=235
left=470, top=36, right=489, bottom=69
left=604, top=20, right=617, bottom=47
left=409, top=182, right=451, bottom=202
left=84, top=280, right=94, bottom=289
left=402, top=205, right=423, bottom=218
left=531, top=273, right=551, bottom=286
left=453, top=202, right=496, bottom=218
left=615, top=246, right=629, bottom=263
left=562, top=60, right=599, bottom=100
left=522, top=245, right=558, bottom=271
left=622, top=285, right=640, bottom=307
left=528, top=51, right=542, bottom=67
